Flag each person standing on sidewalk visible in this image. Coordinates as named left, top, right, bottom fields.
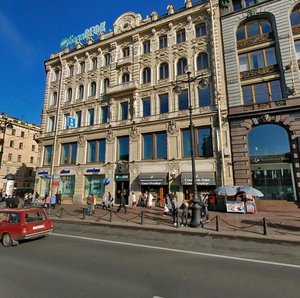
left=117, top=191, right=127, bottom=213
left=171, top=194, right=178, bottom=226
left=56, top=191, right=62, bottom=205
left=131, top=192, right=137, bottom=209
left=86, top=194, right=94, bottom=216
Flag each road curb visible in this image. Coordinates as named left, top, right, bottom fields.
left=52, top=218, right=300, bottom=245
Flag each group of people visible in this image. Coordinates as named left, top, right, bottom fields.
left=43, top=192, right=62, bottom=209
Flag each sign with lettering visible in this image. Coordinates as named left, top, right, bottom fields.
left=60, top=22, right=106, bottom=49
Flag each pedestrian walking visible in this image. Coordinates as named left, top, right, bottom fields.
left=44, top=194, right=50, bottom=209
left=56, top=191, right=62, bottom=205
left=50, top=194, right=56, bottom=209
left=180, top=200, right=189, bottom=226
left=131, top=192, right=137, bottom=209
left=147, top=192, right=153, bottom=208
left=117, top=191, right=127, bottom=213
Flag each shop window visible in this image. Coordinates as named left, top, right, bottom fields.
left=87, top=139, right=106, bottom=163
left=159, top=35, right=168, bottom=49
left=61, top=143, right=77, bottom=165
left=143, top=132, right=167, bottom=160
left=85, top=175, right=104, bottom=198
left=159, top=63, right=169, bottom=80
left=142, top=97, right=151, bottom=117
left=177, top=58, right=187, bottom=76
left=59, top=175, right=75, bottom=197
left=242, top=80, right=282, bottom=104
left=159, top=93, right=169, bottom=114
left=182, top=127, right=213, bottom=158
left=117, top=136, right=129, bottom=161
left=178, top=89, right=188, bottom=111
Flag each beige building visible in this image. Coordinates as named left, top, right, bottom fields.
left=0, top=114, right=40, bottom=196
left=37, top=0, right=233, bottom=204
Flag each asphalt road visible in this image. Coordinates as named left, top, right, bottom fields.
left=0, top=223, right=299, bottom=298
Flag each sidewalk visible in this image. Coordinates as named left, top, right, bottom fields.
left=48, top=204, right=300, bottom=244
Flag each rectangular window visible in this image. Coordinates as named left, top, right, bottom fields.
left=61, top=143, right=77, bottom=165
left=88, top=109, right=95, bottom=126
left=32, top=145, right=35, bottom=152
left=80, top=62, right=85, bottom=74
left=159, top=35, right=168, bottom=49
left=178, top=89, right=189, bottom=111
left=44, top=145, right=53, bottom=166
left=295, top=40, right=300, bottom=60
left=10, top=141, right=14, bottom=148
left=121, top=102, right=128, bottom=120
left=8, top=154, right=12, bottom=161
left=269, top=80, right=282, bottom=100
left=118, top=136, right=129, bottom=161
left=48, top=116, right=55, bottom=132
left=11, top=129, right=16, bottom=136
left=176, top=30, right=186, bottom=44
left=64, top=113, right=70, bottom=129
left=143, top=132, right=167, bottom=160
left=142, top=97, right=151, bottom=117
left=159, top=93, right=169, bottom=114
left=254, top=82, right=269, bottom=103
left=19, top=143, right=23, bottom=149
left=30, top=157, right=34, bottom=163
left=76, top=111, right=82, bottom=128
left=123, top=47, right=130, bottom=57
left=242, top=85, right=254, bottom=105
left=143, top=41, right=151, bottom=54
left=105, top=54, right=111, bottom=66
left=198, top=87, right=211, bottom=107
left=17, top=155, right=21, bottom=162
left=87, top=139, right=106, bottom=163
left=92, top=58, right=97, bottom=70
left=21, top=131, right=25, bottom=138
left=239, top=54, right=249, bottom=72
left=101, top=106, right=108, bottom=124
left=69, top=65, right=74, bottom=77
left=182, top=127, right=213, bottom=158
left=195, top=23, right=206, bottom=38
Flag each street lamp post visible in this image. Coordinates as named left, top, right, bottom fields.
left=0, top=115, right=13, bottom=169
left=173, top=65, right=208, bottom=227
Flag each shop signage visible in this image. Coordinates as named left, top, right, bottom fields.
left=60, top=21, right=106, bottom=49
left=226, top=202, right=245, bottom=213
left=251, top=154, right=290, bottom=164
left=38, top=171, right=49, bottom=175
left=115, top=174, right=129, bottom=181
left=181, top=172, right=216, bottom=186
left=43, top=175, right=54, bottom=180
left=52, top=180, right=60, bottom=187
left=60, top=169, right=71, bottom=174
left=67, top=116, right=76, bottom=128
left=86, top=168, right=101, bottom=173
left=138, top=173, right=168, bottom=185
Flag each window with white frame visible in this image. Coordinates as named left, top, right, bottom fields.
left=123, top=47, right=130, bottom=57
left=143, top=41, right=151, bottom=54
left=66, top=88, right=72, bottom=102
left=92, top=57, right=97, bottom=70
left=50, top=92, right=57, bottom=106
left=104, top=53, right=111, bottom=66
left=176, top=30, right=186, bottom=44
left=122, top=73, right=130, bottom=83
left=75, top=111, right=82, bottom=127
left=159, top=35, right=168, bottom=49
left=197, top=53, right=209, bottom=70
left=103, top=78, right=109, bottom=93
left=48, top=116, right=55, bottom=132
left=80, top=62, right=85, bottom=74
left=195, top=23, right=206, bottom=38
left=159, top=63, right=169, bottom=80
left=69, top=65, right=74, bottom=77
left=90, top=82, right=96, bottom=97
left=78, top=85, right=84, bottom=99
left=120, top=102, right=128, bottom=120
left=64, top=113, right=70, bottom=129
left=142, top=67, right=151, bottom=84
left=88, top=109, right=95, bottom=126
left=177, top=58, right=187, bottom=76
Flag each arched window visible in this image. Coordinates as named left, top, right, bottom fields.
left=159, top=63, right=169, bottom=80
left=142, top=67, right=151, bottom=84
left=197, top=53, right=208, bottom=70
left=291, top=5, right=300, bottom=26
left=177, top=58, right=187, bottom=76
left=236, top=19, right=272, bottom=42
left=103, top=78, right=110, bottom=94
left=66, top=88, right=72, bottom=102
left=122, top=73, right=130, bottom=83
left=248, top=124, right=294, bottom=200
left=90, top=82, right=96, bottom=97
left=78, top=85, right=84, bottom=99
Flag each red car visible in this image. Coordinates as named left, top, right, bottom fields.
left=0, top=208, right=54, bottom=247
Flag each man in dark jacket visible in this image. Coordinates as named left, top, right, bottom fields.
left=117, top=191, right=126, bottom=213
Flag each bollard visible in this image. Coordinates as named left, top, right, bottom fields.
left=216, top=215, right=219, bottom=232
left=82, top=208, right=86, bottom=220
left=141, top=211, right=144, bottom=225
left=60, top=208, right=63, bottom=219
left=263, top=217, right=268, bottom=235
left=109, top=209, right=112, bottom=222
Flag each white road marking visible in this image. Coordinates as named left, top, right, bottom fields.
left=51, top=232, right=300, bottom=269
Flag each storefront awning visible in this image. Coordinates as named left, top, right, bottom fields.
left=138, top=173, right=168, bottom=185
left=181, top=172, right=216, bottom=186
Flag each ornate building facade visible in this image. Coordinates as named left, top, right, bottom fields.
left=0, top=114, right=40, bottom=196
left=221, top=0, right=300, bottom=202
left=37, top=0, right=232, bottom=204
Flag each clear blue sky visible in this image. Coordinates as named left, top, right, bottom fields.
left=0, top=0, right=184, bottom=126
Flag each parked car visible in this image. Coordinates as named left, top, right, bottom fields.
left=0, top=208, right=54, bottom=247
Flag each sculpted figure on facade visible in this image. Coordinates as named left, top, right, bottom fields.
left=106, top=129, right=115, bottom=143
left=129, top=125, right=139, bottom=141
left=78, top=134, right=85, bottom=146
left=167, top=120, right=179, bottom=136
